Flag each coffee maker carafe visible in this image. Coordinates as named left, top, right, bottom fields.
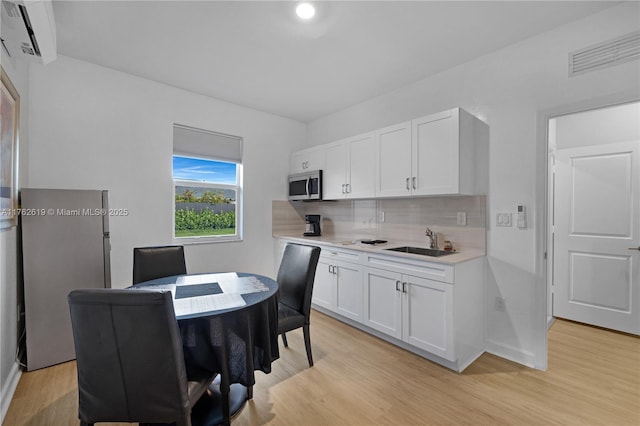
left=304, top=214, right=321, bottom=236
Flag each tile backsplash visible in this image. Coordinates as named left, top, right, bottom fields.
left=273, top=195, right=486, bottom=251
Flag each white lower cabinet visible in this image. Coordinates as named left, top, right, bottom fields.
left=364, top=267, right=454, bottom=361
left=363, top=267, right=402, bottom=338
left=277, top=238, right=484, bottom=372
left=312, top=248, right=363, bottom=322
left=313, top=256, right=335, bottom=311
left=403, top=275, right=453, bottom=360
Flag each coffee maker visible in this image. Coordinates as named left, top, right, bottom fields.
left=303, top=214, right=322, bottom=236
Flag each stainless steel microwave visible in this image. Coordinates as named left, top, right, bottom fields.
left=288, top=170, right=322, bottom=201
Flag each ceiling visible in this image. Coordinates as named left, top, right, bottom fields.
left=52, top=1, right=619, bottom=123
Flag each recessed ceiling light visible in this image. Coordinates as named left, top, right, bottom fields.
left=296, top=2, right=315, bottom=20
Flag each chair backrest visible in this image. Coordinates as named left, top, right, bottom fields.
left=68, top=289, right=190, bottom=424
left=133, top=245, right=187, bottom=284
left=276, top=243, right=321, bottom=317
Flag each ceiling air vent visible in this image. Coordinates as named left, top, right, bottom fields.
left=569, top=31, right=640, bottom=77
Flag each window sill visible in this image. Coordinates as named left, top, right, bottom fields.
left=173, top=235, right=243, bottom=245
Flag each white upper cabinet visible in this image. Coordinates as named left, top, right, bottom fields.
left=324, top=133, right=376, bottom=200
left=290, top=146, right=325, bottom=174
left=376, top=108, right=488, bottom=197
left=323, top=141, right=349, bottom=199
left=347, top=133, right=376, bottom=199
left=412, top=108, right=488, bottom=196
left=297, top=107, right=488, bottom=200
left=375, top=121, right=413, bottom=197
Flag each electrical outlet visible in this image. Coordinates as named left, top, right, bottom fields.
left=457, top=211, right=467, bottom=226
left=495, top=296, right=506, bottom=312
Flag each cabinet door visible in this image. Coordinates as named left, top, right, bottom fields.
left=403, top=274, right=454, bottom=360
left=323, top=141, right=348, bottom=200
left=376, top=122, right=412, bottom=197
left=305, top=146, right=325, bottom=171
left=412, top=109, right=459, bottom=195
left=290, top=150, right=307, bottom=174
left=290, top=147, right=326, bottom=174
left=312, top=258, right=336, bottom=311
left=347, top=133, right=376, bottom=199
left=335, top=261, right=363, bottom=322
left=363, top=267, right=402, bottom=339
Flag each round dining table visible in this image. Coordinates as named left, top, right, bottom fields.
left=133, top=272, right=280, bottom=425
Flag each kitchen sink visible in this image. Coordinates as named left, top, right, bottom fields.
left=384, top=246, right=454, bottom=257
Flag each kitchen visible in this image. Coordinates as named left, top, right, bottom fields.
left=1, top=1, right=639, bottom=424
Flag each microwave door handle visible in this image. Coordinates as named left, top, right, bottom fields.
left=306, top=178, right=311, bottom=196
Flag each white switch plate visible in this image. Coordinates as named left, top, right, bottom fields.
left=457, top=211, right=467, bottom=226
left=496, top=213, right=512, bottom=227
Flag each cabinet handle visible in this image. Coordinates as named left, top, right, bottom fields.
left=412, top=177, right=416, bottom=190
left=628, top=246, right=640, bottom=251
left=328, top=265, right=333, bottom=274
left=395, top=280, right=401, bottom=291
left=341, top=184, right=346, bottom=194
left=406, top=178, right=410, bottom=190
left=402, top=282, right=407, bottom=293
left=346, top=183, right=351, bottom=193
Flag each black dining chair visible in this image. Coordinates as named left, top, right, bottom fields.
left=276, top=243, right=321, bottom=367
left=133, top=245, right=187, bottom=284
left=68, top=288, right=218, bottom=426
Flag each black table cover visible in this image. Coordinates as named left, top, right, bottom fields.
left=134, top=272, right=280, bottom=388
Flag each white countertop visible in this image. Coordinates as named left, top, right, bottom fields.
left=273, top=234, right=485, bottom=264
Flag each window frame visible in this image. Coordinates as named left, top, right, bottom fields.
left=172, top=158, right=243, bottom=244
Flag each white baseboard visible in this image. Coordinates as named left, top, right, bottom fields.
left=547, top=315, right=555, bottom=330
left=1, top=362, right=22, bottom=423
left=485, top=339, right=536, bottom=369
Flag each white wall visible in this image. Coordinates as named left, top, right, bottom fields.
left=306, top=3, right=640, bottom=367
left=0, top=51, right=29, bottom=420
left=27, top=55, right=306, bottom=289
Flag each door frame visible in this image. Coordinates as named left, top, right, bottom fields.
left=534, top=91, right=640, bottom=371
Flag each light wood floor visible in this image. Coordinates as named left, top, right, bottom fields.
left=4, top=311, right=639, bottom=425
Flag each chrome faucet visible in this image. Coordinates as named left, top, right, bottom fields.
left=425, top=227, right=437, bottom=249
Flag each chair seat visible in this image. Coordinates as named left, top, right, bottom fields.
left=277, top=304, right=305, bottom=334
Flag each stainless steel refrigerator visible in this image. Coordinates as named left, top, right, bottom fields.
left=20, top=188, right=111, bottom=371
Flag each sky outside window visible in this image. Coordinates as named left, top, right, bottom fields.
left=172, top=156, right=237, bottom=184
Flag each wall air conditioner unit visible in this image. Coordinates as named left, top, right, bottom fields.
left=1, top=0, right=56, bottom=64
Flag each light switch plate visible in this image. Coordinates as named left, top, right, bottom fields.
left=457, top=211, right=467, bottom=226
left=496, top=213, right=512, bottom=227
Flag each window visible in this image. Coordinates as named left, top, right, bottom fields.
left=172, top=125, right=243, bottom=241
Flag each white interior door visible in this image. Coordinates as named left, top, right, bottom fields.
left=554, top=140, right=640, bottom=334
